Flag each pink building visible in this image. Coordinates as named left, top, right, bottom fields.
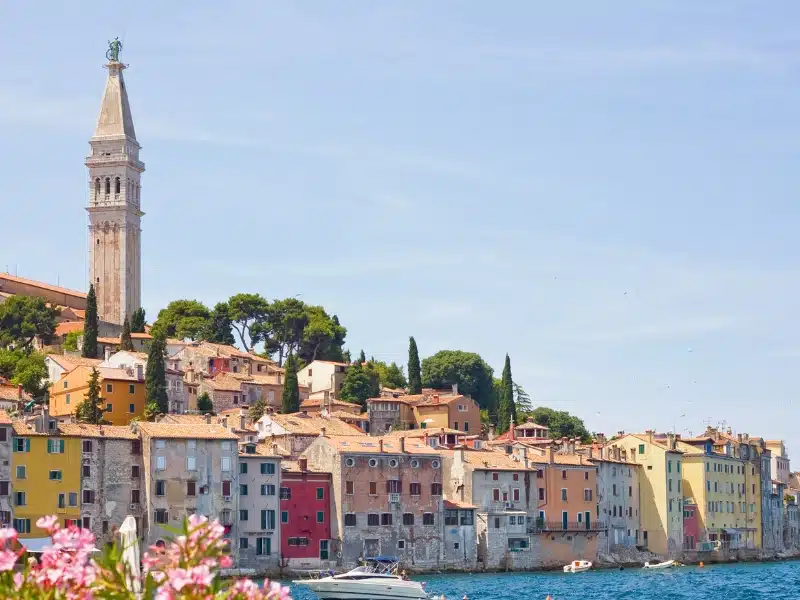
left=280, top=458, right=333, bottom=569
left=683, top=500, right=699, bottom=549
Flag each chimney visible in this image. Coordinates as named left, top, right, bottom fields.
left=104, top=346, right=111, bottom=361
left=239, top=407, right=246, bottom=431
left=451, top=383, right=458, bottom=395
left=17, top=385, right=22, bottom=400
left=136, top=364, right=144, bottom=381
left=320, top=426, right=327, bottom=438
left=272, top=442, right=279, bottom=454
left=521, top=447, right=528, bottom=468
left=646, top=429, right=654, bottom=444
left=432, top=394, right=439, bottom=405
left=205, top=414, right=212, bottom=424
left=400, top=437, right=406, bottom=453
left=299, top=457, right=308, bottom=472
left=546, top=446, right=554, bottom=464
left=738, top=433, right=743, bottom=443
left=489, top=425, right=496, bottom=441
left=458, top=446, right=465, bottom=463
left=510, top=424, right=516, bottom=440
left=667, top=433, right=676, bottom=450
left=423, top=432, right=429, bottom=447
left=379, top=439, right=384, bottom=453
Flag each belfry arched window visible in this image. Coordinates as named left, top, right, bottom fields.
left=115, top=177, right=121, bottom=195
left=94, top=178, right=101, bottom=197
left=105, top=178, right=111, bottom=195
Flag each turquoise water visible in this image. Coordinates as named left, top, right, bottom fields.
left=285, top=561, right=799, bottom=600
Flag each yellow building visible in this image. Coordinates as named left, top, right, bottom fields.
left=12, top=421, right=81, bottom=537
left=679, top=433, right=762, bottom=549
left=613, top=432, right=684, bottom=556
left=50, top=365, right=146, bottom=426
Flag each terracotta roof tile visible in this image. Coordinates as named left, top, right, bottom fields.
left=329, top=411, right=368, bottom=422
left=0, top=384, right=29, bottom=402
left=158, top=414, right=211, bottom=424
left=12, top=422, right=48, bottom=436
left=238, top=441, right=289, bottom=457
left=54, top=321, right=84, bottom=336
left=300, top=398, right=359, bottom=409
left=267, top=413, right=364, bottom=437
left=56, top=423, right=138, bottom=439
left=46, top=355, right=102, bottom=370
left=0, top=273, right=86, bottom=299
left=136, top=422, right=239, bottom=440
left=203, top=374, right=244, bottom=392
left=444, top=499, right=477, bottom=509
left=0, top=410, right=12, bottom=425
left=444, top=449, right=534, bottom=471
left=322, top=435, right=441, bottom=455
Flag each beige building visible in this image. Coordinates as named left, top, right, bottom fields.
left=297, top=361, right=350, bottom=399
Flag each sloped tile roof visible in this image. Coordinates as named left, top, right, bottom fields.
left=136, top=422, right=239, bottom=440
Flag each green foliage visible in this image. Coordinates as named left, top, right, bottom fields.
left=152, top=299, right=211, bottom=341
left=0, top=348, right=47, bottom=398
left=407, top=336, right=421, bottom=394
left=249, top=397, right=266, bottom=422
left=357, top=349, right=366, bottom=364
left=120, top=317, right=134, bottom=351
left=197, top=392, right=213, bottom=414
left=513, top=382, right=532, bottom=413
left=130, top=307, right=147, bottom=333
left=370, top=360, right=407, bottom=389
left=203, top=302, right=236, bottom=345
left=259, top=298, right=308, bottom=366
left=75, top=368, right=106, bottom=424
left=145, top=334, right=168, bottom=415
left=63, top=330, right=82, bottom=351
left=281, top=353, right=300, bottom=413
left=340, top=362, right=379, bottom=409
left=82, top=284, right=99, bottom=358
left=527, top=406, right=591, bottom=443
left=297, top=307, right=346, bottom=364
left=421, top=350, right=494, bottom=409
left=497, top=354, right=515, bottom=432
left=227, top=293, right=270, bottom=351
left=0, top=295, right=59, bottom=349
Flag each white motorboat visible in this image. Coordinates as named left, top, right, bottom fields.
left=294, top=557, right=427, bottom=600
left=643, top=560, right=677, bottom=569
left=563, top=560, right=592, bottom=573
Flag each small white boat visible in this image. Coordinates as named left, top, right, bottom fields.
left=563, top=560, right=592, bottom=573
left=643, top=560, right=677, bottom=569
left=294, top=557, right=427, bottom=600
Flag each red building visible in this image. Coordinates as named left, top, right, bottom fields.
left=683, top=500, right=699, bottom=549
left=280, top=458, right=333, bottom=568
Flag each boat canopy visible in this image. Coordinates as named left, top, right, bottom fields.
left=370, top=556, right=400, bottom=563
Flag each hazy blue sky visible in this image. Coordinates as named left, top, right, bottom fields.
left=2, top=2, right=799, bottom=451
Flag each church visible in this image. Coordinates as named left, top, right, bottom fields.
left=0, top=42, right=144, bottom=340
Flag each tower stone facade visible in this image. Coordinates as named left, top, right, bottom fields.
left=86, top=55, right=144, bottom=325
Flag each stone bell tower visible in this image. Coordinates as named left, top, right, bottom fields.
left=85, top=39, right=144, bottom=325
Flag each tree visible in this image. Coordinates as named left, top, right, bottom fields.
left=203, top=302, right=236, bottom=345
left=151, top=300, right=210, bottom=341
left=261, top=298, right=308, bottom=366
left=513, top=383, right=533, bottom=414
left=497, top=354, right=515, bottom=433
left=227, top=293, right=270, bottom=351
left=370, top=361, right=407, bottom=390
left=145, top=334, right=169, bottom=415
left=0, top=295, right=59, bottom=350
left=249, top=397, right=267, bottom=422
left=339, top=362, right=379, bottom=410
left=130, top=307, right=147, bottom=333
left=528, top=407, right=591, bottom=443
left=281, top=353, right=300, bottom=413
left=297, top=307, right=347, bottom=364
left=82, top=284, right=98, bottom=358
left=421, top=350, right=494, bottom=409
left=75, top=368, right=105, bottom=424
left=197, top=392, right=213, bottom=414
left=407, top=337, right=421, bottom=394
left=63, top=330, right=82, bottom=352
left=0, top=348, right=47, bottom=398
left=357, top=350, right=366, bottom=364
left=120, top=317, right=134, bottom=351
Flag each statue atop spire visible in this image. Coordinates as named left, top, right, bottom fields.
left=106, top=37, right=123, bottom=62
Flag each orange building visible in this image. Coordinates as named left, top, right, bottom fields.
left=49, top=365, right=146, bottom=425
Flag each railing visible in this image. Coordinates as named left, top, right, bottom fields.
left=528, top=520, right=608, bottom=533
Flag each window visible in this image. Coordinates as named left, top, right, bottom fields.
left=381, top=513, right=392, bottom=526
left=83, top=461, right=91, bottom=477
left=154, top=510, right=168, bottom=524
left=345, top=481, right=354, bottom=495
left=561, top=470, right=567, bottom=480
left=187, top=456, right=197, bottom=471
left=317, top=511, right=324, bottom=523
left=0, top=482, right=7, bottom=497
left=512, top=488, right=520, bottom=502
left=431, top=483, right=442, bottom=496
left=15, top=491, right=26, bottom=506
left=105, top=403, right=113, bottom=413
left=493, top=488, right=500, bottom=502
left=538, top=488, right=545, bottom=501
left=15, top=466, right=25, bottom=480
left=106, top=384, right=113, bottom=393
left=281, top=511, right=289, bottom=524
left=261, top=510, right=276, bottom=530
left=156, top=456, right=166, bottom=471
left=280, top=487, right=291, bottom=500
left=156, top=480, right=165, bottom=496
left=187, top=481, right=196, bottom=496
left=82, top=440, right=93, bottom=453
left=240, top=484, right=248, bottom=496
left=561, top=488, right=568, bottom=501
left=65, top=394, right=71, bottom=405
left=513, top=473, right=519, bottom=481
left=344, top=513, right=357, bottom=527
left=584, top=471, right=589, bottom=480
left=131, top=440, right=141, bottom=455
left=82, top=516, right=91, bottom=529
left=369, top=482, right=377, bottom=496
left=68, top=493, right=78, bottom=507
left=82, top=490, right=95, bottom=504
left=256, top=538, right=272, bottom=556
left=13, top=438, right=29, bottom=453
left=403, top=513, right=415, bottom=526
left=131, top=489, right=140, bottom=504
left=49, top=470, right=62, bottom=481
left=461, top=511, right=474, bottom=526
left=47, top=439, right=65, bottom=454
left=493, top=473, right=499, bottom=481
left=423, top=513, right=435, bottom=526
left=398, top=540, right=406, bottom=549
left=13, top=519, right=30, bottom=534
left=239, top=462, right=248, bottom=474
left=102, top=521, right=109, bottom=534
left=317, top=487, right=325, bottom=500
left=262, top=484, right=276, bottom=496
left=367, top=513, right=379, bottom=527
left=240, top=538, right=248, bottom=550
left=155, top=440, right=166, bottom=449
left=410, top=482, right=421, bottom=496
left=260, top=462, right=276, bottom=475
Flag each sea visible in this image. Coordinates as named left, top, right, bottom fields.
left=283, top=561, right=799, bottom=600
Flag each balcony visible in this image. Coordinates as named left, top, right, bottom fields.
left=528, top=519, right=608, bottom=533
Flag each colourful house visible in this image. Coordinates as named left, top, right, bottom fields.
left=12, top=419, right=82, bottom=537
left=49, top=365, right=146, bottom=426
left=280, top=457, right=333, bottom=569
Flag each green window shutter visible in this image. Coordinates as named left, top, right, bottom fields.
left=265, top=537, right=271, bottom=555
left=59, top=439, right=65, bottom=453
left=261, top=510, right=266, bottom=530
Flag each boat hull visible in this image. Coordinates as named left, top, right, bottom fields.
left=295, top=580, right=428, bottom=600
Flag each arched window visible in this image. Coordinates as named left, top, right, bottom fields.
left=115, top=177, right=121, bottom=195
left=94, top=178, right=101, bottom=196
left=105, top=178, right=110, bottom=195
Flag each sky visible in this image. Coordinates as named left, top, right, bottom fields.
left=1, top=1, right=799, bottom=452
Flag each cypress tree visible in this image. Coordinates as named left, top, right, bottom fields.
left=249, top=397, right=267, bottom=422
left=130, top=307, right=147, bottom=333
left=145, top=333, right=169, bottom=416
left=82, top=284, right=98, bottom=358
left=357, top=349, right=366, bottom=364
left=282, top=352, right=300, bottom=413
left=498, top=353, right=515, bottom=433
left=120, top=317, right=134, bottom=351
left=76, top=368, right=104, bottom=424
left=407, top=336, right=421, bottom=394
left=196, top=392, right=213, bottom=414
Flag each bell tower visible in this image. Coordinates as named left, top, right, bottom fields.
left=85, top=39, right=144, bottom=325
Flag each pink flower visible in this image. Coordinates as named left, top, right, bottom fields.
left=13, top=571, right=23, bottom=590
left=0, top=550, right=17, bottom=572
left=166, top=568, right=191, bottom=591
left=0, top=528, right=17, bottom=545
left=36, top=516, right=59, bottom=533
left=219, top=554, right=233, bottom=568
left=188, top=564, right=214, bottom=587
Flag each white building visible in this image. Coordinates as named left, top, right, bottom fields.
left=296, top=360, right=350, bottom=399
left=589, top=446, right=641, bottom=549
